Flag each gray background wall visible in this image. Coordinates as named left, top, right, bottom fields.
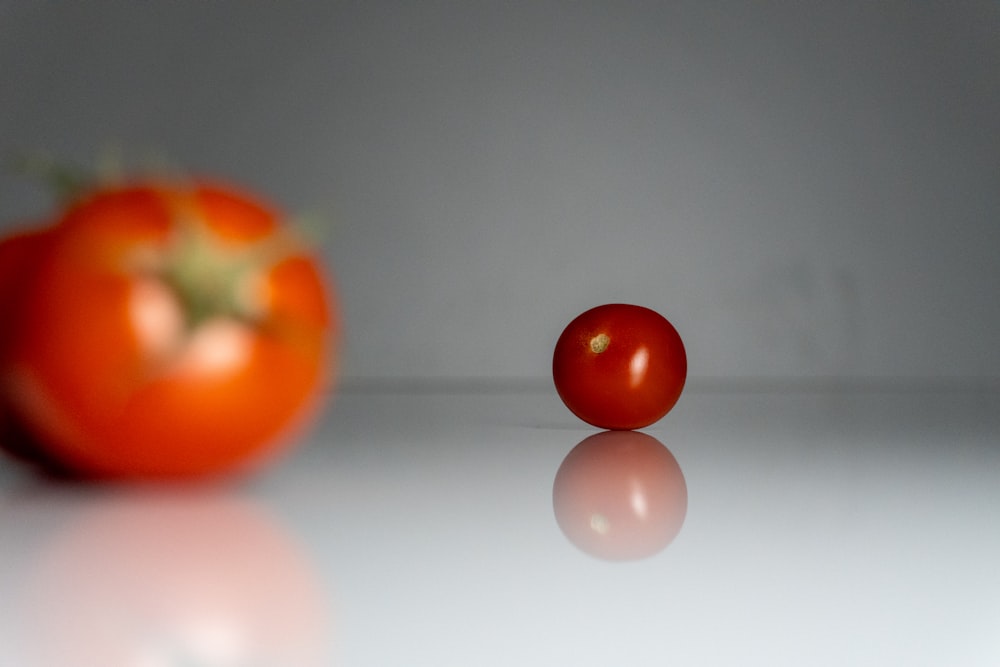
left=1, top=1, right=997, bottom=385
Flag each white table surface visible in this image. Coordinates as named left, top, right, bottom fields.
left=1, top=383, right=998, bottom=666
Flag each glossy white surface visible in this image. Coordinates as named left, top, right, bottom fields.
left=2, top=386, right=998, bottom=666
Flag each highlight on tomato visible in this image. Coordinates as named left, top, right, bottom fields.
left=0, top=175, right=339, bottom=479
left=552, top=303, right=686, bottom=430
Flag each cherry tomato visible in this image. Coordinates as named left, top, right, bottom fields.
left=552, top=430, right=688, bottom=561
left=0, top=179, right=338, bottom=478
left=552, top=304, right=686, bottom=430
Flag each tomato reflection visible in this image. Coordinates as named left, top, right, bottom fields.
left=13, top=488, right=332, bottom=666
left=553, top=430, right=687, bottom=561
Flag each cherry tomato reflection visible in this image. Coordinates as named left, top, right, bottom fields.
left=553, top=430, right=687, bottom=561
left=14, top=488, right=332, bottom=666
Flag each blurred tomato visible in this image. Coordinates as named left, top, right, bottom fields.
left=553, top=430, right=687, bottom=561
left=0, top=180, right=338, bottom=478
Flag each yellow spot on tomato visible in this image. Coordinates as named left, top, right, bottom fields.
left=590, top=333, right=610, bottom=354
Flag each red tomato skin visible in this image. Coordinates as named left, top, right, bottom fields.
left=0, top=228, right=60, bottom=467
left=552, top=304, right=686, bottom=430
left=1, top=181, right=338, bottom=479
left=0, top=227, right=52, bottom=352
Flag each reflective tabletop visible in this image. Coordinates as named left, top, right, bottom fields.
left=1, top=384, right=998, bottom=666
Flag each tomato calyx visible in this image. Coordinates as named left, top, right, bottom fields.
left=127, top=204, right=307, bottom=347
left=116, top=201, right=313, bottom=383
left=11, top=157, right=292, bottom=333
left=149, top=219, right=280, bottom=331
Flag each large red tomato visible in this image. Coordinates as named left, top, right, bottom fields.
left=552, top=304, right=686, bottom=430
left=0, top=180, right=338, bottom=478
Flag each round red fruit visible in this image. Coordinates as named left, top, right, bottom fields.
left=552, top=303, right=686, bottom=430
left=0, top=179, right=338, bottom=479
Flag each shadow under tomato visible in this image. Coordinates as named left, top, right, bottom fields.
left=9, top=486, right=334, bottom=666
left=0, top=406, right=80, bottom=481
left=552, top=430, right=688, bottom=562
